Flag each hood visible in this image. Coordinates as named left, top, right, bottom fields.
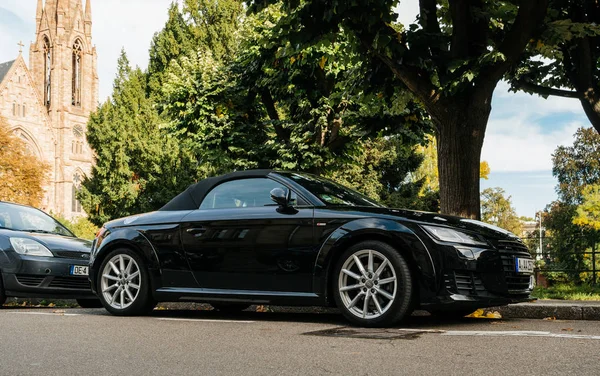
left=328, top=206, right=520, bottom=240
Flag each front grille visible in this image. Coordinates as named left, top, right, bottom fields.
left=445, top=271, right=486, bottom=296
left=54, top=251, right=89, bottom=260
left=500, top=254, right=532, bottom=293
left=48, top=276, right=90, bottom=290
left=16, top=274, right=45, bottom=287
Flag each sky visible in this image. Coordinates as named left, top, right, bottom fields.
left=0, top=0, right=590, bottom=218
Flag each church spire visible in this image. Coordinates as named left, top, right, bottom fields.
left=84, top=0, right=92, bottom=36
left=35, top=0, right=43, bottom=33
left=85, top=0, right=92, bottom=21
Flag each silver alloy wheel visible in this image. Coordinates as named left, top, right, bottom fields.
left=100, top=254, right=141, bottom=310
left=338, top=249, right=398, bottom=320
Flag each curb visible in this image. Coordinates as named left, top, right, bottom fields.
left=494, top=302, right=600, bottom=321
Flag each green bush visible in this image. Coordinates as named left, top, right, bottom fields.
left=532, top=283, right=600, bottom=300
left=51, top=213, right=99, bottom=240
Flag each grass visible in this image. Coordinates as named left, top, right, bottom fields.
left=532, top=284, right=600, bottom=301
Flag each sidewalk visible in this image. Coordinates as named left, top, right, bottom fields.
left=494, top=299, right=600, bottom=320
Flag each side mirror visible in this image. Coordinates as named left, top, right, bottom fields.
left=270, top=187, right=291, bottom=208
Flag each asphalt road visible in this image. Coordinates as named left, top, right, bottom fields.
left=1, top=307, right=600, bottom=376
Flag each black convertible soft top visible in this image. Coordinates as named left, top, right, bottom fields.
left=159, top=169, right=275, bottom=211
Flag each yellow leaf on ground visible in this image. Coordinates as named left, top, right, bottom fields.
left=543, top=316, right=556, bottom=321
left=485, top=311, right=502, bottom=319
left=467, top=309, right=485, bottom=318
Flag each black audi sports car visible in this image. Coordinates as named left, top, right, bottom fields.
left=89, top=170, right=534, bottom=327
left=0, top=202, right=100, bottom=308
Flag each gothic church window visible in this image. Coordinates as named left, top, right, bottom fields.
left=43, top=37, right=51, bottom=107
left=72, top=39, right=83, bottom=107
left=72, top=173, right=83, bottom=213
left=12, top=102, right=16, bottom=116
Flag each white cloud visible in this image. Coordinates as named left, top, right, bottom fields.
left=482, top=118, right=581, bottom=172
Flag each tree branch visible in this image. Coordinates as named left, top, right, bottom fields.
left=419, top=0, right=441, bottom=34
left=515, top=81, right=581, bottom=99
left=481, top=0, right=549, bottom=84
left=260, top=89, right=290, bottom=142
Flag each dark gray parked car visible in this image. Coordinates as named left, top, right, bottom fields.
left=0, top=201, right=100, bottom=307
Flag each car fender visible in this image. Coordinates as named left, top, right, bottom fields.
left=313, top=217, right=436, bottom=298
left=89, top=227, right=160, bottom=293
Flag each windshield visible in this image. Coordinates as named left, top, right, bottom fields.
left=0, top=203, right=74, bottom=237
left=279, top=172, right=383, bottom=207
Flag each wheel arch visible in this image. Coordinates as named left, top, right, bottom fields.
left=90, top=229, right=160, bottom=294
left=313, top=218, right=436, bottom=305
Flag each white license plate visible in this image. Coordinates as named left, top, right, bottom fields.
left=70, top=265, right=89, bottom=276
left=515, top=258, right=534, bottom=274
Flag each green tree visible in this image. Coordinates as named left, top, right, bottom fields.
left=539, top=127, right=600, bottom=283
left=245, top=0, right=549, bottom=219
left=161, top=3, right=433, bottom=207
left=574, top=185, right=600, bottom=230
left=480, top=187, right=523, bottom=235
left=80, top=51, right=196, bottom=226
left=148, top=2, right=195, bottom=95
left=509, top=0, right=600, bottom=133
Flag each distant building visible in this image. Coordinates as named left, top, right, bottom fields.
left=0, top=0, right=98, bottom=218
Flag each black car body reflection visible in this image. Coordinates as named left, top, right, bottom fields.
left=89, top=170, right=534, bottom=327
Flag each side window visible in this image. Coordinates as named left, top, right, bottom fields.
left=200, top=178, right=301, bottom=210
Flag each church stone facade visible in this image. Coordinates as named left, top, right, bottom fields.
left=0, top=0, right=98, bottom=219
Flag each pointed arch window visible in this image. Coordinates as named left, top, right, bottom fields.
left=72, top=172, right=83, bottom=213
left=43, top=37, right=51, bottom=108
left=72, top=39, right=83, bottom=107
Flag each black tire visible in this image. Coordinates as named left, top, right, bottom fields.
left=0, top=272, right=6, bottom=306
left=332, top=240, right=413, bottom=327
left=76, top=298, right=103, bottom=308
left=97, top=248, right=156, bottom=316
left=211, top=303, right=251, bottom=313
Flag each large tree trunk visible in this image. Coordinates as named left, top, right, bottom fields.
left=433, top=96, right=491, bottom=219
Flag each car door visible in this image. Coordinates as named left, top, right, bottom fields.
left=180, top=177, right=316, bottom=293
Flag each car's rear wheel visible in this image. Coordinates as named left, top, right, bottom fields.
left=97, top=249, right=156, bottom=316
left=76, top=298, right=103, bottom=308
left=211, top=303, right=251, bottom=313
left=333, top=241, right=413, bottom=327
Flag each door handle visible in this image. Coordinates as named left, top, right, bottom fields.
left=186, top=227, right=207, bottom=236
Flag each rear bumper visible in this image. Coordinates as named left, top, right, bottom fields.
left=1, top=257, right=95, bottom=299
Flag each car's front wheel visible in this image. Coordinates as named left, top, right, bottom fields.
left=333, top=241, right=413, bottom=327
left=97, top=249, right=156, bottom=316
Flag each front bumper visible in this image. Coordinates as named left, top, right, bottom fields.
left=1, top=256, right=95, bottom=299
left=421, top=240, right=534, bottom=311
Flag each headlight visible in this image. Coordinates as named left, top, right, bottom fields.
left=10, top=238, right=54, bottom=257
left=422, top=225, right=488, bottom=246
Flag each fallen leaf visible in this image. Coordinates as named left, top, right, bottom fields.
left=543, top=316, right=556, bottom=321
left=47, top=303, right=55, bottom=307
left=561, top=328, right=573, bottom=331
left=485, top=311, right=502, bottom=319
left=466, top=309, right=485, bottom=318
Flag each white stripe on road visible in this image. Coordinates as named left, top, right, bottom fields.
left=442, top=330, right=600, bottom=340
left=156, top=318, right=255, bottom=324
left=10, top=311, right=80, bottom=317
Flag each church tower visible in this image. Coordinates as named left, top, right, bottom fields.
left=29, top=0, right=98, bottom=217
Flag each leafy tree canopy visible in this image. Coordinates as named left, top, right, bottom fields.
left=508, top=0, right=600, bottom=133
left=80, top=50, right=197, bottom=226
left=480, top=187, right=523, bottom=235
left=244, top=0, right=549, bottom=219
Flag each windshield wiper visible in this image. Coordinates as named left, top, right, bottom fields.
left=22, top=229, right=68, bottom=236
